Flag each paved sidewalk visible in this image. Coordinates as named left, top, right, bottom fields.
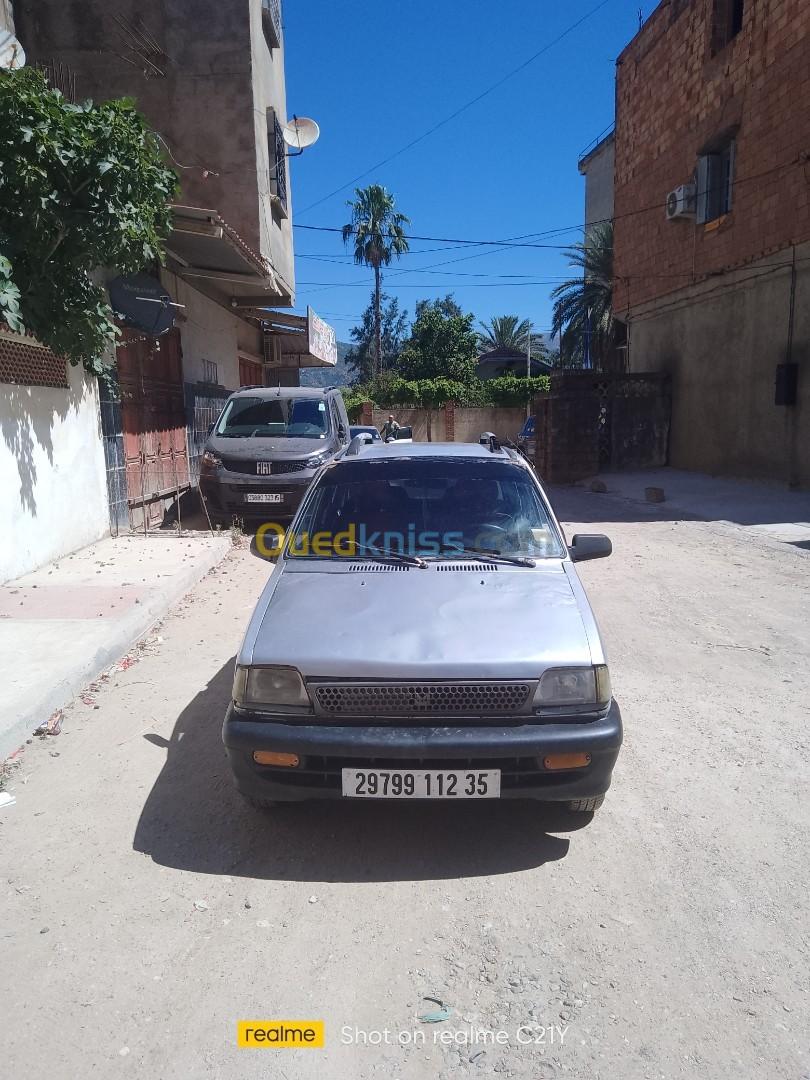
left=0, top=532, right=232, bottom=758
left=590, top=467, right=810, bottom=546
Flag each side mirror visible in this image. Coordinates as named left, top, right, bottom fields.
left=249, top=530, right=283, bottom=562
left=568, top=533, right=612, bottom=562
left=338, top=424, right=347, bottom=441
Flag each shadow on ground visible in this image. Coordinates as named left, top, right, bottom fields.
left=548, top=486, right=701, bottom=527
left=133, top=661, right=585, bottom=883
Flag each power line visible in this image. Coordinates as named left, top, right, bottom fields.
left=295, top=149, right=809, bottom=252
left=295, top=0, right=614, bottom=216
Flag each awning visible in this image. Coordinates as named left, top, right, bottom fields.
left=250, top=306, right=338, bottom=370
left=164, top=205, right=291, bottom=302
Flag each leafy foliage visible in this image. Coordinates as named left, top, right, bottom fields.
left=398, top=295, right=479, bottom=384
left=344, top=291, right=408, bottom=382
left=342, top=184, right=409, bottom=379
left=0, top=68, right=177, bottom=374
left=550, top=221, right=616, bottom=370
left=477, top=314, right=551, bottom=362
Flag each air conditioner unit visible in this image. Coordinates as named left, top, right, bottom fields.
left=666, top=183, right=697, bottom=220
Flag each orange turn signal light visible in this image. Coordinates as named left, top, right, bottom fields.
left=543, top=752, right=591, bottom=771
left=253, top=751, right=300, bottom=767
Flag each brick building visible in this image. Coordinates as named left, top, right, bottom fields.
left=613, top=0, right=809, bottom=486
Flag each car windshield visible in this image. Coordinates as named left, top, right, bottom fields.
left=289, top=458, right=565, bottom=559
left=215, top=396, right=329, bottom=439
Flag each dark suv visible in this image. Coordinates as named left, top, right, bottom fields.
left=200, top=386, right=350, bottom=524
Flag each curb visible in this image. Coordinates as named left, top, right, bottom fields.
left=0, top=537, right=232, bottom=761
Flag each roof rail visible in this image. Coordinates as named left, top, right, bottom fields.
left=478, top=431, right=502, bottom=453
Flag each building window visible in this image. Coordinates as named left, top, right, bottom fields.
left=261, top=0, right=282, bottom=50
left=696, top=138, right=735, bottom=224
left=267, top=109, right=288, bottom=213
left=711, top=0, right=745, bottom=53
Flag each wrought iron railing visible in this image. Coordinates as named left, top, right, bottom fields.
left=272, top=114, right=288, bottom=211
left=261, top=0, right=282, bottom=48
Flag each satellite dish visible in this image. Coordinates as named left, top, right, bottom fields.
left=0, top=31, right=26, bottom=70
left=282, top=116, right=320, bottom=153
left=108, top=273, right=182, bottom=337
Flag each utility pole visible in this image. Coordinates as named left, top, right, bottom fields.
left=526, top=320, right=532, bottom=420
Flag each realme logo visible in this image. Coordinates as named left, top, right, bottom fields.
left=237, top=1021, right=324, bottom=1048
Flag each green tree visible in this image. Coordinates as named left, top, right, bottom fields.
left=345, top=291, right=408, bottom=383
left=477, top=314, right=551, bottom=364
left=342, top=185, right=409, bottom=379
left=0, top=69, right=177, bottom=374
left=398, top=295, right=479, bottom=384
left=550, top=221, right=616, bottom=370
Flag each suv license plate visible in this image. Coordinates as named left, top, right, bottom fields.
left=342, top=768, right=500, bottom=799
left=244, top=493, right=284, bottom=503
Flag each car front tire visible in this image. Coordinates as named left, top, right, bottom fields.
left=568, top=795, right=605, bottom=813
left=241, top=794, right=279, bottom=812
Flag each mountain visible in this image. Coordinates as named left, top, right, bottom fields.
left=299, top=341, right=353, bottom=388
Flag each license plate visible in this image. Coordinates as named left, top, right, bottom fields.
left=244, top=493, right=284, bottom=503
left=341, top=768, right=500, bottom=799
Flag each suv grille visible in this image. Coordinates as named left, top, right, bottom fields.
left=312, top=681, right=532, bottom=717
left=221, top=457, right=310, bottom=475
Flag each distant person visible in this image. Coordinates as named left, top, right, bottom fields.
left=379, top=415, right=400, bottom=442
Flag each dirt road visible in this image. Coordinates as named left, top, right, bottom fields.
left=2, top=489, right=808, bottom=1080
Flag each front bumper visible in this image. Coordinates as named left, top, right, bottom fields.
left=200, top=470, right=314, bottom=519
left=222, top=700, right=623, bottom=802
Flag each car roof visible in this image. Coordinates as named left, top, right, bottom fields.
left=342, top=440, right=523, bottom=463
left=226, top=386, right=334, bottom=399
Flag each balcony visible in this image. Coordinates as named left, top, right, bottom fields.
left=261, top=0, right=282, bottom=49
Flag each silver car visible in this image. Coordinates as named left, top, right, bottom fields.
left=223, top=437, right=621, bottom=812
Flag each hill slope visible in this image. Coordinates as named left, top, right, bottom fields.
left=299, top=341, right=352, bottom=388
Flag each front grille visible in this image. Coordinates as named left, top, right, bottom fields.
left=221, top=457, right=310, bottom=475
left=312, top=681, right=532, bottom=717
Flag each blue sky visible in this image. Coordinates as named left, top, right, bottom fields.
left=283, top=0, right=643, bottom=343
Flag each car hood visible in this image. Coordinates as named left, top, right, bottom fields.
left=207, top=435, right=331, bottom=459
left=244, top=562, right=598, bottom=679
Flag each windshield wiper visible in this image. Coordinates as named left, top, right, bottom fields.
left=437, top=544, right=536, bottom=568
left=350, top=541, right=428, bottom=569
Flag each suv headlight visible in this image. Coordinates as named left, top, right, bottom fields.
left=201, top=450, right=222, bottom=472
left=307, top=450, right=332, bottom=469
left=534, top=665, right=611, bottom=708
left=232, top=665, right=310, bottom=709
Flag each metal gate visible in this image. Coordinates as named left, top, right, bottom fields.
left=116, top=327, right=190, bottom=530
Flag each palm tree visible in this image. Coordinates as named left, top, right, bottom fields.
left=550, top=221, right=616, bottom=370
left=477, top=315, right=549, bottom=363
left=478, top=315, right=531, bottom=351
left=342, top=185, right=410, bottom=379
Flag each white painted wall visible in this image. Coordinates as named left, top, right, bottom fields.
left=0, top=361, right=109, bottom=583
left=160, top=269, right=263, bottom=390
left=249, top=0, right=295, bottom=298
left=0, top=0, right=15, bottom=34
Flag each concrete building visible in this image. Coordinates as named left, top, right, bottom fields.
left=612, top=0, right=809, bottom=487
left=5, top=0, right=334, bottom=547
left=578, top=128, right=615, bottom=239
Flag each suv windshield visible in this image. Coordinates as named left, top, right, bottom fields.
left=215, top=396, right=330, bottom=438
left=289, top=458, right=565, bottom=559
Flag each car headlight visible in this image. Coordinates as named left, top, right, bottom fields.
left=201, top=450, right=222, bottom=472
left=534, top=665, right=611, bottom=708
left=306, top=450, right=332, bottom=469
left=232, top=665, right=310, bottom=709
